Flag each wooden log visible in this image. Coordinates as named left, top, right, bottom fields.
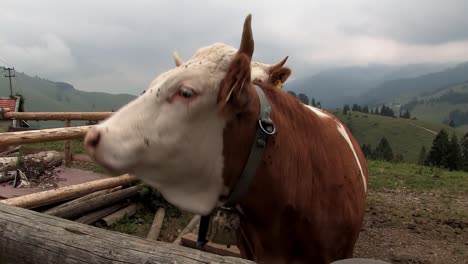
left=2, top=111, right=112, bottom=121
left=47, top=184, right=143, bottom=219
left=0, top=146, right=20, bottom=156
left=64, top=119, right=72, bottom=167
left=0, top=203, right=254, bottom=264
left=0, top=173, right=15, bottom=183
left=100, top=202, right=139, bottom=226
left=181, top=233, right=242, bottom=258
left=0, top=174, right=139, bottom=209
left=0, top=125, right=93, bottom=147
left=0, top=151, right=63, bottom=173
left=75, top=202, right=131, bottom=225
left=147, top=208, right=165, bottom=241
left=0, top=157, right=17, bottom=172
left=43, top=186, right=122, bottom=214
left=173, top=215, right=200, bottom=245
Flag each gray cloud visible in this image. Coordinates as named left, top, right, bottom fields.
left=1, top=0, right=467, bottom=95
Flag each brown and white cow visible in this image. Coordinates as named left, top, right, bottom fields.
left=85, top=15, right=367, bottom=264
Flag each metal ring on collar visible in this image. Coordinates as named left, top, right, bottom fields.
left=258, top=118, right=276, bottom=135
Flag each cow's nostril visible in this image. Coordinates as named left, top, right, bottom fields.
left=85, top=129, right=101, bottom=150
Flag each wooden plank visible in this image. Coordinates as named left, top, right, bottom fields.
left=0, top=125, right=93, bottom=147
left=2, top=111, right=112, bottom=121
left=100, top=203, right=139, bottom=226
left=181, top=233, right=242, bottom=258
left=75, top=202, right=130, bottom=225
left=146, top=208, right=165, bottom=241
left=173, top=215, right=200, bottom=245
left=0, top=174, right=138, bottom=209
left=43, top=186, right=122, bottom=214
left=0, top=202, right=254, bottom=264
left=46, top=185, right=143, bottom=219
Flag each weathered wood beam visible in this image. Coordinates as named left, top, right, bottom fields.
left=75, top=202, right=131, bottom=225
left=2, top=111, right=112, bottom=121
left=0, top=202, right=254, bottom=264
left=173, top=215, right=200, bottom=245
left=43, top=186, right=122, bottom=214
left=0, top=174, right=139, bottom=209
left=0, top=125, right=93, bottom=147
left=147, top=208, right=165, bottom=241
left=47, top=184, right=143, bottom=219
left=181, top=233, right=242, bottom=258
left=100, top=202, right=139, bottom=226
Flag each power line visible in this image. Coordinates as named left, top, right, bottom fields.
left=4, top=67, right=15, bottom=96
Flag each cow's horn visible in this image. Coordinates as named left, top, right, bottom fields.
left=269, top=56, right=289, bottom=73
left=239, top=14, right=254, bottom=59
left=173, top=51, right=184, bottom=67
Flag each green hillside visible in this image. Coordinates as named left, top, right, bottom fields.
left=331, top=111, right=465, bottom=164
left=0, top=68, right=136, bottom=127
left=399, top=82, right=468, bottom=128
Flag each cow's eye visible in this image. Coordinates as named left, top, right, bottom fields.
left=179, top=87, right=195, bottom=98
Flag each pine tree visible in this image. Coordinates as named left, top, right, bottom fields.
left=311, top=98, right=316, bottom=107
left=298, top=93, right=309, bottom=105
left=373, top=137, right=394, bottom=161
left=363, top=105, right=369, bottom=113
left=418, top=146, right=427, bottom=165
left=342, top=104, right=350, bottom=115
left=447, top=133, right=463, bottom=171
left=426, top=129, right=451, bottom=169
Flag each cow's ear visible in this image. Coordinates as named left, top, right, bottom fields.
left=269, top=67, right=292, bottom=88
left=218, top=53, right=252, bottom=113
left=218, top=14, right=254, bottom=114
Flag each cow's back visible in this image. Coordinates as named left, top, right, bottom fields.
left=237, top=84, right=368, bottom=264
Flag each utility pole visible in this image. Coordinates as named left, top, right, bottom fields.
left=4, top=67, right=15, bottom=97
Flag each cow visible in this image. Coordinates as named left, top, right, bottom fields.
left=84, top=14, right=368, bottom=264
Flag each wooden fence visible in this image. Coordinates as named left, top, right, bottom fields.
left=0, top=111, right=112, bottom=166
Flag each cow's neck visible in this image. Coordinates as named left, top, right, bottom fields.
left=221, top=83, right=269, bottom=203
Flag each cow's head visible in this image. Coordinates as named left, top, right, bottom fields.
left=84, top=15, right=291, bottom=215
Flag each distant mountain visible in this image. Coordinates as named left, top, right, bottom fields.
left=0, top=68, right=136, bottom=127
left=285, top=63, right=455, bottom=109
left=358, top=62, right=468, bottom=106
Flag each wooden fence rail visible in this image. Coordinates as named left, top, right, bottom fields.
left=1, top=111, right=113, bottom=121
left=0, top=111, right=112, bottom=166
left=0, top=202, right=254, bottom=264
left=0, top=125, right=93, bottom=147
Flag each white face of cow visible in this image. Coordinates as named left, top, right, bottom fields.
left=84, top=15, right=291, bottom=216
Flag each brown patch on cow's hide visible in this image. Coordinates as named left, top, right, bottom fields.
left=220, top=79, right=368, bottom=263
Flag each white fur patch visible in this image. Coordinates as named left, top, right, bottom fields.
left=336, top=123, right=367, bottom=193
left=303, top=104, right=366, bottom=193
left=304, top=105, right=331, bottom=119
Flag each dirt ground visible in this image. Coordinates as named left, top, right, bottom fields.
left=354, top=189, right=467, bottom=264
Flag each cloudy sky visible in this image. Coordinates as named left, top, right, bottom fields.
left=1, top=0, right=468, bottom=95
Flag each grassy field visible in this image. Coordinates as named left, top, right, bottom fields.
left=368, top=160, right=467, bottom=195
left=332, top=111, right=465, bottom=164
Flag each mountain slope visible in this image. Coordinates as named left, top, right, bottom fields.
left=286, top=63, right=455, bottom=109
left=400, top=82, right=468, bottom=127
left=359, top=62, right=468, bottom=106
left=0, top=69, right=136, bottom=112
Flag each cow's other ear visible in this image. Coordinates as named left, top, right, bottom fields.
left=268, top=56, right=291, bottom=88
left=218, top=53, right=252, bottom=113
left=270, top=67, right=292, bottom=88
left=173, top=51, right=184, bottom=67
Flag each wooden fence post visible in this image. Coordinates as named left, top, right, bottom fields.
left=64, top=119, right=72, bottom=167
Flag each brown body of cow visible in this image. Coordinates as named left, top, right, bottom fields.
left=220, top=80, right=367, bottom=264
